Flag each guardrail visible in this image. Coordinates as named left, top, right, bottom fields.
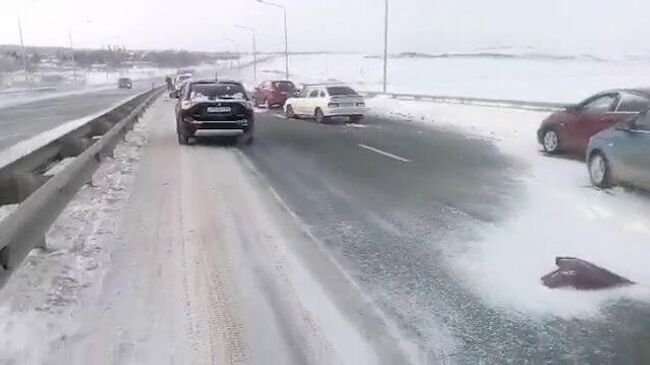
left=362, top=91, right=568, bottom=112
left=0, top=86, right=163, bottom=288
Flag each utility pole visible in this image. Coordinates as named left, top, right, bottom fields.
left=257, top=0, right=289, bottom=79
left=17, top=15, right=29, bottom=83
left=68, top=28, right=77, bottom=83
left=382, top=0, right=389, bottom=93
left=236, top=25, right=257, bottom=84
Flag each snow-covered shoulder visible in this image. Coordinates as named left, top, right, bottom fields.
left=368, top=96, right=650, bottom=318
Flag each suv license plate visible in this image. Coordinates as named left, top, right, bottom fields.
left=207, top=106, right=231, bottom=113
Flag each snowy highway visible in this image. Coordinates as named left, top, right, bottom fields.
left=2, top=93, right=650, bottom=363
left=0, top=79, right=154, bottom=151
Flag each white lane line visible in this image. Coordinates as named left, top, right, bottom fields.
left=357, top=143, right=411, bottom=163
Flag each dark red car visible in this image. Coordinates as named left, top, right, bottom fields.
left=537, top=89, right=650, bottom=155
left=252, top=80, right=295, bottom=108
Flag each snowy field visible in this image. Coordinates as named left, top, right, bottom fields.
left=367, top=96, right=650, bottom=318
left=253, top=52, right=650, bottom=103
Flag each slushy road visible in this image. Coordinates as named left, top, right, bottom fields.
left=0, top=80, right=155, bottom=151
left=243, top=108, right=650, bottom=363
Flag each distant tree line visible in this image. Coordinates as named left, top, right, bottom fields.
left=0, top=46, right=239, bottom=75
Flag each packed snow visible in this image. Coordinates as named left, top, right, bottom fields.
left=367, top=96, right=650, bottom=318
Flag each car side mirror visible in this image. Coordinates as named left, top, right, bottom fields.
left=293, top=90, right=301, bottom=97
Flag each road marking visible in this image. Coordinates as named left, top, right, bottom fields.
left=357, top=143, right=411, bottom=163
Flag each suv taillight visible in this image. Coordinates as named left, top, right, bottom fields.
left=181, top=100, right=193, bottom=110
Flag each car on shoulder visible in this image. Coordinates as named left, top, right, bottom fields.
left=171, top=73, right=193, bottom=97
left=252, top=80, right=295, bottom=108
left=586, top=109, right=650, bottom=190
left=175, top=80, right=254, bottom=145
left=117, top=77, right=133, bottom=89
left=537, top=88, right=650, bottom=155
left=284, top=84, right=366, bottom=123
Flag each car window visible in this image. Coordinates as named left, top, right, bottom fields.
left=616, top=93, right=650, bottom=112
left=298, top=88, right=309, bottom=98
left=326, top=86, right=358, bottom=96
left=320, top=90, right=326, bottom=97
left=272, top=81, right=294, bottom=91
left=634, top=113, right=650, bottom=131
left=189, top=83, right=247, bottom=100
left=581, top=94, right=616, bottom=114
left=309, top=89, right=319, bottom=98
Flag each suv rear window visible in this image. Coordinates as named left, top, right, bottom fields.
left=326, top=86, right=357, bottom=96
left=272, top=81, right=295, bottom=91
left=189, top=84, right=247, bottom=100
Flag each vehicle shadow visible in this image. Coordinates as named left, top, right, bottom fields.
left=192, top=136, right=239, bottom=147
left=539, top=150, right=586, bottom=163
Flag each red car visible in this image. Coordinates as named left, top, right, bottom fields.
left=252, top=80, right=296, bottom=108
left=537, top=89, right=650, bottom=155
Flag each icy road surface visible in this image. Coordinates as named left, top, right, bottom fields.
left=2, top=92, right=650, bottom=364
left=0, top=98, right=410, bottom=365
left=0, top=80, right=155, bottom=152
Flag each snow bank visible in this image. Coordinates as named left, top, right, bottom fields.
left=0, top=110, right=148, bottom=364
left=368, top=96, right=650, bottom=319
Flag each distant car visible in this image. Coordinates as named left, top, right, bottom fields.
left=252, top=80, right=295, bottom=108
left=537, top=89, right=650, bottom=154
left=175, top=80, right=254, bottom=145
left=117, top=77, right=133, bottom=89
left=284, top=84, right=366, bottom=123
left=586, top=109, right=650, bottom=190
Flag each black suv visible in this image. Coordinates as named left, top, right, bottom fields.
left=175, top=80, right=254, bottom=145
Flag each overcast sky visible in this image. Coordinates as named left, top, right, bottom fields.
left=1, top=0, right=649, bottom=56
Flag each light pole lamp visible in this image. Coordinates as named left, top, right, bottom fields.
left=256, top=0, right=289, bottom=80
left=236, top=25, right=257, bottom=84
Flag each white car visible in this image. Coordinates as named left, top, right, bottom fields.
left=284, top=84, right=366, bottom=123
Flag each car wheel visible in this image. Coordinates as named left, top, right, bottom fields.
left=286, top=105, right=296, bottom=118
left=542, top=129, right=562, bottom=154
left=314, top=108, right=326, bottom=124
left=178, top=134, right=188, bottom=145
left=589, top=151, right=612, bottom=188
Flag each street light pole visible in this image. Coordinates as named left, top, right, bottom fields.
left=257, top=0, right=289, bottom=79
left=68, top=28, right=77, bottom=83
left=16, top=14, right=29, bottom=83
left=223, top=37, right=236, bottom=72
left=236, top=25, right=257, bottom=84
left=382, top=0, right=389, bottom=93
